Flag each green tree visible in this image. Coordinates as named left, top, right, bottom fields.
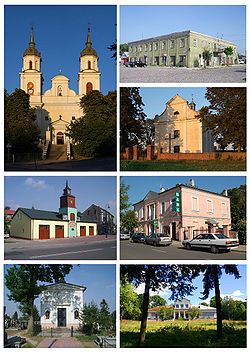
left=4, top=213, right=10, bottom=233
left=200, top=265, right=241, bottom=338
left=121, top=265, right=200, bottom=346
left=66, top=90, right=116, bottom=158
left=12, top=311, right=19, bottom=323
left=199, top=88, right=246, bottom=151
left=223, top=184, right=246, bottom=244
left=158, top=306, right=173, bottom=320
left=79, top=301, right=100, bottom=335
left=120, top=87, right=146, bottom=151
left=120, top=43, right=129, bottom=54
left=149, top=295, right=167, bottom=308
left=120, top=281, right=141, bottom=320
left=187, top=306, right=201, bottom=320
left=121, top=210, right=138, bottom=233
left=5, top=265, right=73, bottom=335
left=5, top=89, right=39, bottom=153
left=224, top=47, right=234, bottom=65
left=99, top=299, right=111, bottom=332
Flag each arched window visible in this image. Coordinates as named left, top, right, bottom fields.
left=70, top=213, right=75, bottom=221
left=29, top=61, right=33, bottom=69
left=88, top=60, right=91, bottom=69
left=57, top=86, right=63, bottom=96
left=45, top=310, right=50, bottom=319
left=86, top=82, right=93, bottom=94
left=74, top=310, right=79, bottom=319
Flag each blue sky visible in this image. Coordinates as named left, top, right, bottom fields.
left=4, top=5, right=116, bottom=95
left=135, top=265, right=247, bottom=306
left=120, top=5, right=246, bottom=54
left=4, top=176, right=117, bottom=219
left=121, top=176, right=246, bottom=206
left=4, top=264, right=116, bottom=316
left=139, top=87, right=208, bottom=119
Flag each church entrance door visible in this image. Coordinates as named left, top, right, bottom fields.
left=56, top=132, right=64, bottom=145
left=57, top=308, right=66, bottom=327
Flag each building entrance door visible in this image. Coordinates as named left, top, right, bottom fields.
left=56, top=132, right=64, bottom=145
left=172, top=222, right=177, bottom=240
left=57, top=308, right=66, bottom=327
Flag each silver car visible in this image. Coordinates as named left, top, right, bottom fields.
left=182, top=233, right=239, bottom=253
left=145, top=233, right=172, bottom=246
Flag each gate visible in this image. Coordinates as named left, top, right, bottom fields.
left=55, top=225, right=64, bottom=238
left=39, top=225, right=50, bottom=239
left=80, top=226, right=86, bottom=236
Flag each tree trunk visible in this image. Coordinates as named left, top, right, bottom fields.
left=237, top=144, right=242, bottom=153
left=27, top=305, right=34, bottom=336
left=212, top=265, right=223, bottom=338
left=138, top=266, right=151, bottom=346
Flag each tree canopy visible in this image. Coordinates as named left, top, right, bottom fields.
left=120, top=87, right=146, bottom=151
left=199, top=87, right=246, bottom=151
left=66, top=90, right=116, bottom=158
left=4, top=89, right=40, bottom=153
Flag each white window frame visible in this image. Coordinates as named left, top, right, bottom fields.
left=180, top=38, right=185, bottom=48
left=221, top=202, right=227, bottom=216
left=206, top=199, right=213, bottom=213
left=193, top=38, right=197, bottom=47
left=191, top=196, right=199, bottom=211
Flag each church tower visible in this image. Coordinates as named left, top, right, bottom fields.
left=59, top=181, right=78, bottom=237
left=20, top=28, right=43, bottom=105
left=78, top=27, right=101, bottom=96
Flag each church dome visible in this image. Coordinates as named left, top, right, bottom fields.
left=80, top=27, right=98, bottom=58
left=23, top=28, right=41, bottom=57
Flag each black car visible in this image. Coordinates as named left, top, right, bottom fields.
left=125, top=61, right=147, bottom=68
left=131, top=232, right=146, bottom=243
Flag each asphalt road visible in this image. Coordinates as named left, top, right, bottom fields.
left=120, top=64, right=246, bottom=83
left=5, top=235, right=117, bottom=260
left=120, top=240, right=246, bottom=260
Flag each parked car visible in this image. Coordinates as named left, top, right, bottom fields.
left=145, top=233, right=172, bottom=246
left=125, top=61, right=147, bottom=68
left=120, top=231, right=130, bottom=240
left=4, top=232, right=10, bottom=239
left=182, top=233, right=239, bottom=253
left=239, top=59, right=245, bottom=64
left=131, top=232, right=146, bottom=243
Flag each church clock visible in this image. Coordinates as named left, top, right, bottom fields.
left=27, top=82, right=34, bottom=95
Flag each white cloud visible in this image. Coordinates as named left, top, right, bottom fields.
left=134, top=283, right=171, bottom=299
left=24, top=178, right=47, bottom=189
left=221, top=290, right=246, bottom=301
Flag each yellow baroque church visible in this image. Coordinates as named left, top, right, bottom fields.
left=19, top=28, right=100, bottom=154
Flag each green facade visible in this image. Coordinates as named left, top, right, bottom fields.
left=128, top=30, right=238, bottom=68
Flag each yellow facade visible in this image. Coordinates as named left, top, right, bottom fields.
left=154, top=94, right=202, bottom=153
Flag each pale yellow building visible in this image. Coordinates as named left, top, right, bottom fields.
left=154, top=94, right=203, bottom=153
left=19, top=28, right=100, bottom=148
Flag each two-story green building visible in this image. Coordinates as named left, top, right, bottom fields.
left=128, top=30, right=239, bottom=68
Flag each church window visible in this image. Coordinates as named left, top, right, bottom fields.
left=72, top=116, right=76, bottom=120
left=174, top=130, right=180, bottom=138
left=88, top=60, right=91, bottom=69
left=74, top=310, right=79, bottom=319
left=45, top=116, right=48, bottom=121
left=174, top=111, right=179, bottom=115
left=57, top=86, right=63, bottom=96
left=45, top=310, right=50, bottom=319
left=70, top=213, right=75, bottom=221
left=29, top=61, right=33, bottom=69
left=86, top=82, right=93, bottom=93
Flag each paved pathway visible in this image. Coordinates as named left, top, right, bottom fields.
left=37, top=337, right=85, bottom=348
left=120, top=64, right=246, bottom=83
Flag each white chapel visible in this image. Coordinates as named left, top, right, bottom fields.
left=19, top=27, right=101, bottom=147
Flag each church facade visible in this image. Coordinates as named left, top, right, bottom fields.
left=40, top=282, right=86, bottom=329
left=10, top=181, right=97, bottom=240
left=19, top=28, right=100, bottom=147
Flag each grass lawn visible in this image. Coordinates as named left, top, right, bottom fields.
left=120, top=159, right=246, bottom=171
left=6, top=329, right=45, bottom=348
left=120, top=320, right=246, bottom=348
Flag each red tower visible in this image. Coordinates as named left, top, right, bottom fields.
left=60, top=180, right=76, bottom=209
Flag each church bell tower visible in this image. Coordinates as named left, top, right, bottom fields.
left=78, top=26, right=101, bottom=96
left=59, top=181, right=78, bottom=237
left=20, top=28, right=43, bottom=105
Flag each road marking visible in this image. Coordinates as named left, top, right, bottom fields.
left=151, top=248, right=168, bottom=253
left=29, top=248, right=103, bottom=259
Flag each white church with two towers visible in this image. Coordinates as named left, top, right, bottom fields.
left=19, top=27, right=101, bottom=148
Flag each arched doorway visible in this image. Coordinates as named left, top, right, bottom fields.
left=56, top=132, right=64, bottom=145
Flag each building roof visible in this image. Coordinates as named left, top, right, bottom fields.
left=4, top=209, right=16, bottom=216
left=23, top=28, right=41, bottom=57
left=128, top=30, right=236, bottom=47
left=43, top=281, right=87, bottom=292
left=133, top=183, right=229, bottom=206
left=80, top=27, right=98, bottom=57
left=82, top=204, right=114, bottom=218
left=14, top=207, right=96, bottom=223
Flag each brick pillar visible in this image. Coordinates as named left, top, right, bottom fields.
left=133, top=145, right=139, bottom=160
left=188, top=226, right=193, bottom=240
left=211, top=225, right=216, bottom=233
left=146, top=145, right=152, bottom=160
left=223, top=225, right=230, bottom=237
left=124, top=147, right=129, bottom=160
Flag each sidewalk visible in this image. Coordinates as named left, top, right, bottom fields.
left=37, top=337, right=84, bottom=348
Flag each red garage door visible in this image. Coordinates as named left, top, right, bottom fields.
left=39, top=225, right=50, bottom=239
left=80, top=226, right=86, bottom=236
left=55, top=225, right=64, bottom=238
left=89, top=226, right=94, bottom=236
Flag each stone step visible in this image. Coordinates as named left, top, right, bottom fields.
left=47, top=144, right=67, bottom=161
